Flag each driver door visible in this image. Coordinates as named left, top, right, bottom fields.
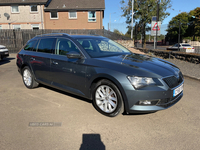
left=51, top=38, right=87, bottom=96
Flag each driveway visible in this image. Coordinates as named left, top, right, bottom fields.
left=0, top=54, right=200, bottom=150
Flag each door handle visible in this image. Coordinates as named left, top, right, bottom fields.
left=30, top=57, right=35, bottom=60
left=52, top=61, right=58, bottom=65
left=62, top=67, right=72, bottom=72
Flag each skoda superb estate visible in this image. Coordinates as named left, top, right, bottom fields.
left=16, top=33, right=184, bottom=117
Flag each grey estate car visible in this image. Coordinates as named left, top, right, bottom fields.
left=16, top=33, right=184, bottom=117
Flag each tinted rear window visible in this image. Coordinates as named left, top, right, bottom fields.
left=24, top=40, right=37, bottom=51
left=37, top=38, right=56, bottom=54
left=182, top=44, right=191, bottom=47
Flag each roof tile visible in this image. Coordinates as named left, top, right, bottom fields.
left=45, top=0, right=105, bottom=10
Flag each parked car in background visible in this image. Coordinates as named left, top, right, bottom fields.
left=16, top=33, right=184, bottom=117
left=0, top=45, right=9, bottom=60
left=167, top=43, right=195, bottom=53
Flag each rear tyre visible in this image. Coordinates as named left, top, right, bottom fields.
left=92, top=79, right=124, bottom=117
left=22, top=66, right=39, bottom=89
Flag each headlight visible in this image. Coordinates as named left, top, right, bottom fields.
left=127, top=76, right=161, bottom=89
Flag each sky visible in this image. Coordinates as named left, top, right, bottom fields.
left=103, top=0, right=200, bottom=34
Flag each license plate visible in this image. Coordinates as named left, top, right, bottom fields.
left=173, top=83, right=183, bottom=97
left=186, top=49, right=194, bottom=53
left=187, top=48, right=191, bottom=49
left=4, top=52, right=8, bottom=54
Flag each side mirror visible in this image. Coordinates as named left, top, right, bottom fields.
left=66, top=51, right=82, bottom=59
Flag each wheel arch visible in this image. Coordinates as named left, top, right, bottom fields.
left=20, top=63, right=36, bottom=80
left=89, top=74, right=129, bottom=113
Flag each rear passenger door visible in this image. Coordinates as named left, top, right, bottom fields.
left=30, top=38, right=56, bottom=84
left=51, top=38, right=87, bottom=96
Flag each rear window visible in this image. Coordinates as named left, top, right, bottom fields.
left=24, top=40, right=37, bottom=51
left=37, top=38, right=56, bottom=54
left=182, top=44, right=191, bottom=47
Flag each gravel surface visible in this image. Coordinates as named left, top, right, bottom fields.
left=129, top=48, right=200, bottom=80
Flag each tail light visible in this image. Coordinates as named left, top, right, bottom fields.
left=192, top=48, right=194, bottom=49
left=183, top=47, right=186, bottom=49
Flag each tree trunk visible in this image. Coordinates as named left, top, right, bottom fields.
left=142, top=22, right=146, bottom=48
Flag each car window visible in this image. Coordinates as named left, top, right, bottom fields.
left=32, top=40, right=39, bottom=52
left=182, top=44, right=191, bottom=47
left=24, top=40, right=37, bottom=51
left=77, top=38, right=130, bottom=58
left=173, top=44, right=178, bottom=47
left=77, top=40, right=94, bottom=51
left=37, top=38, right=56, bottom=54
left=55, top=38, right=80, bottom=56
left=97, top=40, right=123, bottom=52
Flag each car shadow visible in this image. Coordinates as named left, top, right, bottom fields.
left=79, top=134, right=105, bottom=150
left=122, top=111, right=157, bottom=116
left=39, top=84, right=92, bottom=104
left=0, top=57, right=15, bottom=66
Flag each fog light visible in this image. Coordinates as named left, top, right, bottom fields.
left=138, top=100, right=159, bottom=105
left=139, top=100, right=151, bottom=105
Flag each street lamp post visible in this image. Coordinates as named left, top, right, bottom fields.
left=178, top=20, right=181, bottom=51
left=131, top=0, right=134, bottom=39
left=155, top=0, right=160, bottom=49
left=109, top=12, right=116, bottom=31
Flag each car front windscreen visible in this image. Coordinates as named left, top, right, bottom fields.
left=77, top=38, right=131, bottom=58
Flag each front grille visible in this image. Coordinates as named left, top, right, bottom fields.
left=163, top=72, right=183, bottom=88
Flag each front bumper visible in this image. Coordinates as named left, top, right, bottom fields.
left=123, top=81, right=184, bottom=114
left=128, top=92, right=183, bottom=113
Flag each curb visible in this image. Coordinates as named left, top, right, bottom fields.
left=183, top=75, right=200, bottom=81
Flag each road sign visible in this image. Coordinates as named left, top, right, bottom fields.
left=152, top=16, right=157, bottom=21
left=151, top=21, right=161, bottom=36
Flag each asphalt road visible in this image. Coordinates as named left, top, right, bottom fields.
left=0, top=54, right=200, bottom=150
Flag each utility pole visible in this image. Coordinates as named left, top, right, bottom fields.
left=109, top=12, right=116, bottom=31
left=109, top=13, right=111, bottom=31
left=178, top=20, right=181, bottom=51
left=155, top=0, right=160, bottom=49
left=131, top=0, right=134, bottom=39
left=134, top=23, right=137, bottom=47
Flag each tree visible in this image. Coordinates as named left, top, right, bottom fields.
left=188, top=7, right=200, bottom=41
left=120, top=0, right=171, bottom=48
left=113, top=29, right=124, bottom=35
left=166, top=12, right=189, bottom=43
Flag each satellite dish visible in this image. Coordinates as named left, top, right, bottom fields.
left=4, top=13, right=10, bottom=20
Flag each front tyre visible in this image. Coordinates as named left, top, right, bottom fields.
left=93, top=79, right=124, bottom=117
left=22, top=66, right=39, bottom=89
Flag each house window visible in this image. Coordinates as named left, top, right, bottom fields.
left=69, top=12, right=77, bottom=19
left=50, top=12, right=58, bottom=19
left=13, top=25, right=21, bottom=30
left=0, top=25, right=2, bottom=29
left=11, top=6, right=19, bottom=13
left=32, top=24, right=39, bottom=30
left=88, top=11, right=96, bottom=22
left=30, top=5, right=38, bottom=12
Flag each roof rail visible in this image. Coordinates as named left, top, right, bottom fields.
left=36, top=33, right=70, bottom=37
